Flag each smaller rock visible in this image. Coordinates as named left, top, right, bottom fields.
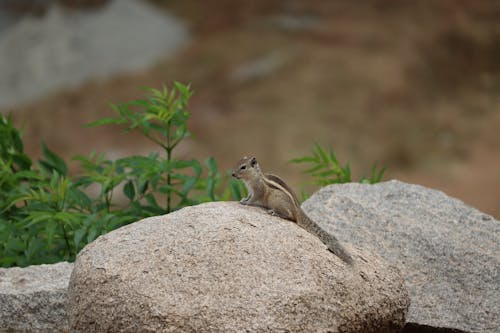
left=0, top=262, right=73, bottom=333
left=303, top=180, right=500, bottom=333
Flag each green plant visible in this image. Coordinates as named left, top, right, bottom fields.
left=86, top=83, right=240, bottom=212
left=290, top=143, right=385, bottom=193
left=0, top=115, right=89, bottom=266
left=0, top=83, right=241, bottom=267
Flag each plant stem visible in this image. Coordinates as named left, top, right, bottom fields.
left=166, top=120, right=172, bottom=214
left=145, top=133, right=167, bottom=150
left=61, top=223, right=73, bottom=257
left=104, top=192, right=111, bottom=213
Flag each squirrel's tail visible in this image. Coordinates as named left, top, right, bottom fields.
left=298, top=210, right=353, bottom=265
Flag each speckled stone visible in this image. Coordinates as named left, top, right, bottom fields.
left=0, top=262, right=73, bottom=332
left=303, top=180, right=499, bottom=333
left=68, top=201, right=409, bottom=333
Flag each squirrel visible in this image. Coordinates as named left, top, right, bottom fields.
left=232, top=156, right=353, bottom=265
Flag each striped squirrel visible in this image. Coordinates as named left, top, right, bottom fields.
left=232, top=156, right=353, bottom=265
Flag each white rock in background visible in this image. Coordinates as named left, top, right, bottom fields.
left=303, top=180, right=499, bottom=333
left=0, top=262, right=73, bottom=333
left=0, top=0, right=189, bottom=109
left=68, top=201, right=409, bottom=333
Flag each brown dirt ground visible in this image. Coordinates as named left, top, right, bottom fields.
left=5, top=0, right=500, bottom=217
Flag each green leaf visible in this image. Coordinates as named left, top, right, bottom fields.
left=14, top=169, right=37, bottom=178
left=158, top=184, right=183, bottom=196
left=304, top=164, right=325, bottom=174
left=229, top=174, right=245, bottom=201
left=123, top=180, right=135, bottom=201
left=289, top=156, right=317, bottom=163
left=127, top=99, right=150, bottom=108
left=0, top=255, right=17, bottom=267
left=6, top=238, right=25, bottom=252
left=105, top=215, right=134, bottom=232
left=150, top=174, right=161, bottom=190
left=40, top=142, right=68, bottom=175
left=87, top=227, right=98, bottom=243
left=12, top=153, right=32, bottom=171
left=205, top=157, right=217, bottom=175
left=190, top=160, right=203, bottom=177
left=205, top=177, right=216, bottom=201
left=73, top=228, right=86, bottom=248
left=71, top=188, right=92, bottom=209
left=137, top=179, right=149, bottom=195
left=11, top=128, right=24, bottom=152
left=170, top=159, right=198, bottom=170
left=300, top=189, right=309, bottom=202
left=173, top=81, right=192, bottom=99
left=328, top=149, right=339, bottom=165
left=23, top=212, right=54, bottom=228
left=86, top=117, right=123, bottom=127
left=314, top=143, right=329, bottom=163
left=366, top=163, right=386, bottom=184
left=344, top=162, right=351, bottom=181
left=45, top=221, right=57, bottom=245
left=181, top=176, right=198, bottom=196
left=144, top=193, right=161, bottom=209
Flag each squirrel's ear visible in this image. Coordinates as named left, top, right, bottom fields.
left=250, top=157, right=257, bottom=167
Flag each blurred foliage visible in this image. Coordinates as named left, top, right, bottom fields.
left=291, top=143, right=385, bottom=200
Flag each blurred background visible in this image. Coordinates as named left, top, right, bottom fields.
left=1, top=0, right=499, bottom=217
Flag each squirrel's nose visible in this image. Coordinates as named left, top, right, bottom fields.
left=231, top=172, right=237, bottom=178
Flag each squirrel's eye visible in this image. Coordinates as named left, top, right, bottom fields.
left=240, top=165, right=246, bottom=170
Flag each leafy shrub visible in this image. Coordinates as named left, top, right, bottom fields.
left=291, top=143, right=385, bottom=193
left=85, top=83, right=239, bottom=213
left=0, top=83, right=242, bottom=267
left=0, top=115, right=84, bottom=266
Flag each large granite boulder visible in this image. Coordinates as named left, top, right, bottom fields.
left=68, top=201, right=409, bottom=333
left=0, top=262, right=73, bottom=333
left=303, top=180, right=499, bottom=333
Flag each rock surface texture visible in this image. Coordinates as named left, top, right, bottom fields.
left=303, top=180, right=499, bottom=333
left=68, top=201, right=409, bottom=333
left=0, top=261, right=73, bottom=333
